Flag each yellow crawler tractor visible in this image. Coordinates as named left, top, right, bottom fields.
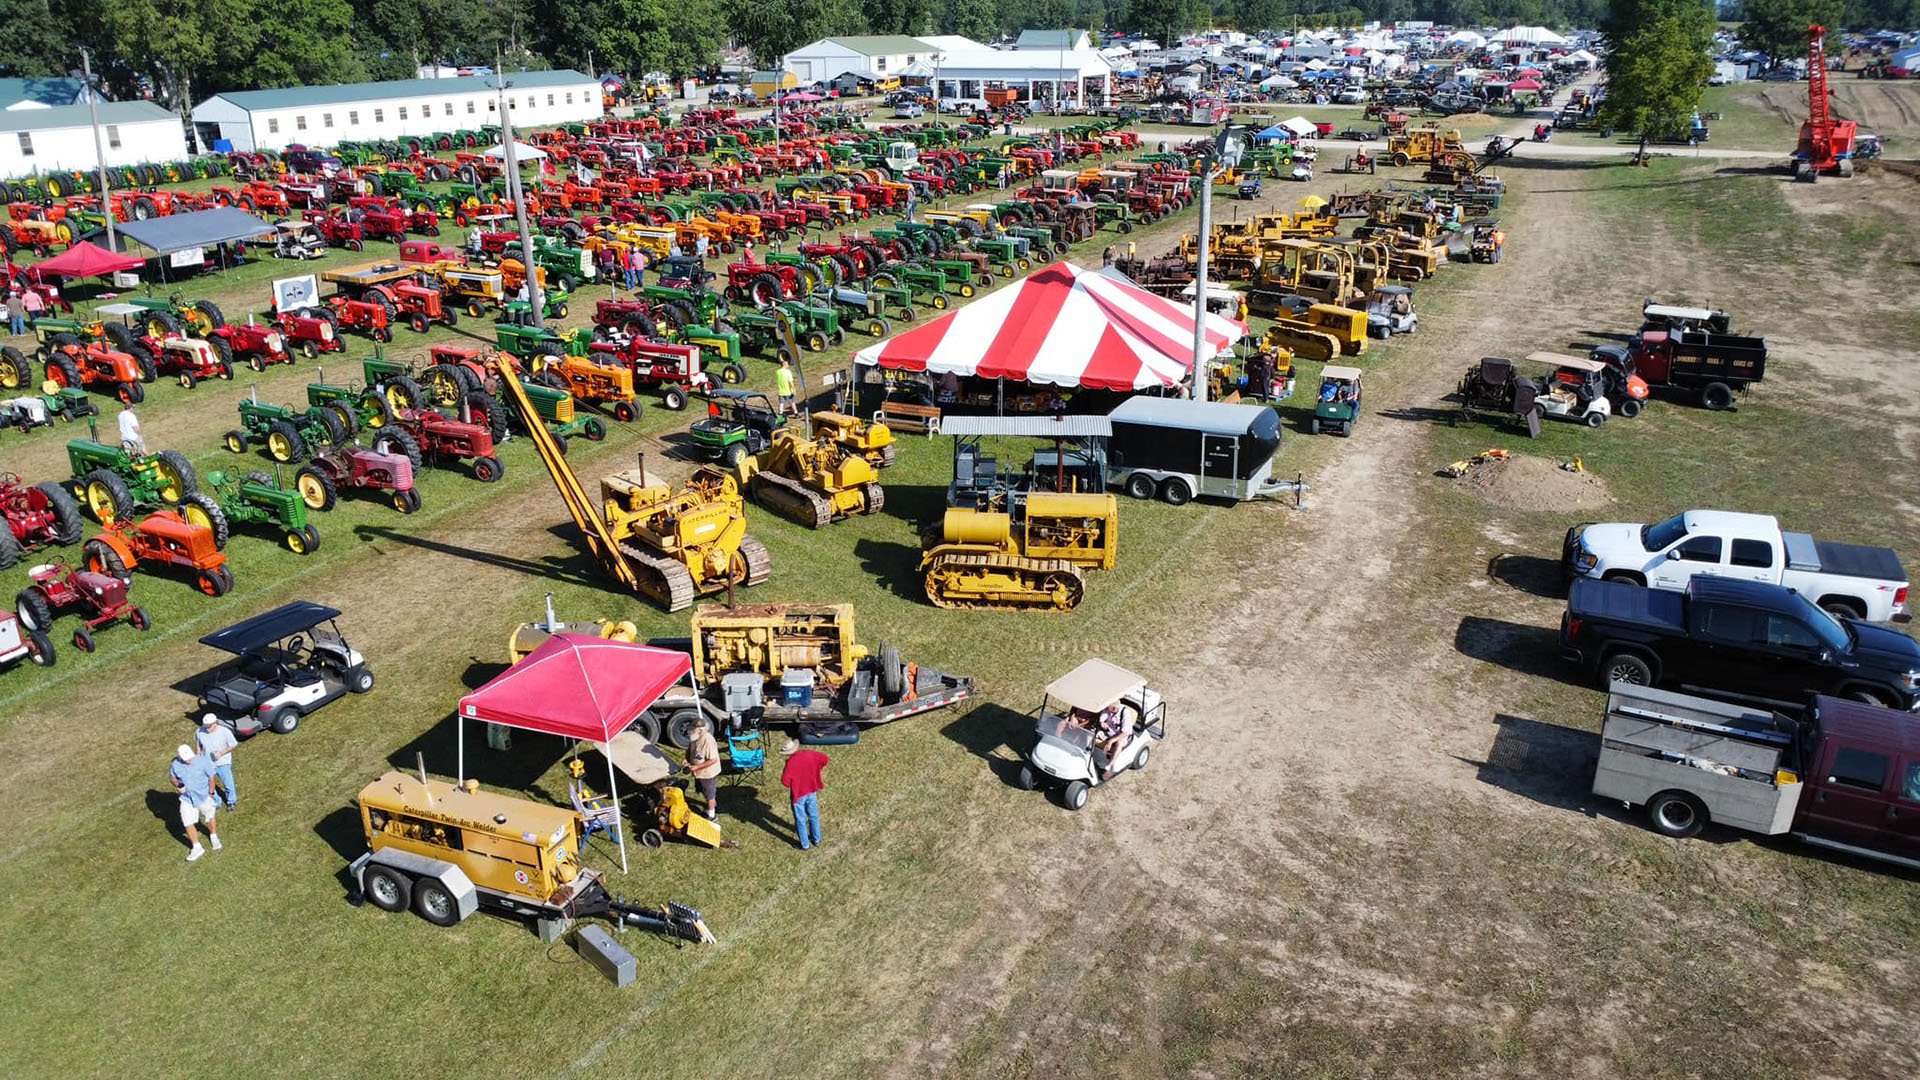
left=809, top=410, right=895, bottom=468
left=735, top=429, right=884, bottom=528
left=602, top=464, right=772, bottom=609
left=920, top=492, right=1118, bottom=612
left=1264, top=303, right=1369, bottom=361
left=1385, top=125, right=1464, bottom=168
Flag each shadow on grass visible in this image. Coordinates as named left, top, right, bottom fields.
left=940, top=702, right=1035, bottom=789
left=853, top=536, right=926, bottom=601
left=721, top=780, right=799, bottom=846
left=873, top=481, right=946, bottom=528
left=146, top=789, right=190, bottom=849
left=1376, top=404, right=1459, bottom=426
left=1457, top=711, right=1601, bottom=815
left=384, top=711, right=572, bottom=797
left=1454, top=614, right=1582, bottom=686
left=1487, top=553, right=1566, bottom=599
left=353, top=523, right=604, bottom=589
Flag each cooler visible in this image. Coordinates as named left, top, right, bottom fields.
left=779, top=668, right=815, bottom=708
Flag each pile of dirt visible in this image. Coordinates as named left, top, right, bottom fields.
left=1754, top=81, right=1920, bottom=142
left=1450, top=453, right=1612, bottom=512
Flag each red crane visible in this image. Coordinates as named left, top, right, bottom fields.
left=1794, top=24, right=1858, bottom=180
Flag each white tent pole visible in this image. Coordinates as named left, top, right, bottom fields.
left=607, top=754, right=627, bottom=874
left=457, top=714, right=465, bottom=782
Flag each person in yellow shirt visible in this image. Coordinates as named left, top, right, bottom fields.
left=774, top=357, right=798, bottom=416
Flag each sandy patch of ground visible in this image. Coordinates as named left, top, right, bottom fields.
left=1450, top=453, right=1613, bottom=513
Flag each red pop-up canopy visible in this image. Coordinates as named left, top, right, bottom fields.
left=456, top=633, right=694, bottom=872
left=30, top=240, right=144, bottom=280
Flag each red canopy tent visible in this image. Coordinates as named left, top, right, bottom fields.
left=457, top=633, right=695, bottom=871
left=29, top=241, right=144, bottom=280
left=1510, top=77, right=1544, bottom=91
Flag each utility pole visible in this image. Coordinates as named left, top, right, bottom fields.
left=80, top=48, right=115, bottom=255
left=1191, top=125, right=1246, bottom=401
left=495, top=59, right=544, bottom=329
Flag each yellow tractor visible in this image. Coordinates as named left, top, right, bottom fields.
left=507, top=595, right=638, bottom=663
left=809, top=410, right=895, bottom=468
left=1258, top=238, right=1364, bottom=307
left=601, top=464, right=771, bottom=609
left=735, top=429, right=883, bottom=528
left=1385, top=126, right=1464, bottom=168
left=920, top=492, right=1118, bottom=612
left=1264, top=302, right=1369, bottom=361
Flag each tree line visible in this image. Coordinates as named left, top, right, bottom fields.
left=0, top=0, right=1908, bottom=119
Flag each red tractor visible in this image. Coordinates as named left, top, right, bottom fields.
left=13, top=559, right=150, bottom=653
left=208, top=321, right=294, bottom=371
left=84, top=510, right=234, bottom=597
left=295, top=443, right=421, bottom=514
left=145, top=336, right=236, bottom=389
left=42, top=340, right=148, bottom=403
left=389, top=281, right=459, bottom=333
left=326, top=294, right=395, bottom=342
left=0, top=473, right=86, bottom=568
left=723, top=251, right=805, bottom=307
left=273, top=308, right=345, bottom=359
left=304, top=210, right=367, bottom=251
left=212, top=182, right=293, bottom=217
left=386, top=408, right=503, bottom=482
left=349, top=196, right=440, bottom=241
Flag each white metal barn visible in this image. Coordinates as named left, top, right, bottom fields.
left=191, top=70, right=601, bottom=153
left=0, top=101, right=187, bottom=179
left=782, top=36, right=959, bottom=84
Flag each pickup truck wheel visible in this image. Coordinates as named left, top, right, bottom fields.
left=1847, top=688, right=1891, bottom=707
left=1601, top=572, right=1646, bottom=586
left=1819, top=599, right=1866, bottom=621
left=1646, top=791, right=1706, bottom=839
left=1600, top=651, right=1654, bottom=688
left=363, top=865, right=411, bottom=912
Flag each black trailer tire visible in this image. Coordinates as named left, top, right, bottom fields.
left=1646, top=791, right=1706, bottom=839
left=881, top=643, right=904, bottom=699
left=665, top=708, right=702, bottom=749
left=1124, top=472, right=1155, bottom=500
left=363, top=865, right=411, bottom=912
left=1700, top=382, right=1733, bottom=411
left=1159, top=477, right=1192, bottom=506
left=413, top=878, right=462, bottom=926
left=1600, top=650, right=1654, bottom=689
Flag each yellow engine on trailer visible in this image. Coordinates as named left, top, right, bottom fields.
left=601, top=463, right=771, bottom=611
left=809, top=410, right=895, bottom=468
left=360, top=770, right=585, bottom=903
left=735, top=429, right=884, bottom=528
left=920, top=492, right=1118, bottom=612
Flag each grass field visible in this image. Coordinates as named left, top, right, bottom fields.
left=7, top=101, right=1920, bottom=1078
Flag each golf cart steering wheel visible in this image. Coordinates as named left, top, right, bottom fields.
left=285, top=634, right=306, bottom=661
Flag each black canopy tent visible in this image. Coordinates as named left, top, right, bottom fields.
left=113, top=208, right=277, bottom=284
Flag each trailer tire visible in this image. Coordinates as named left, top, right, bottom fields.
left=1645, top=791, right=1706, bottom=839
left=363, top=864, right=411, bottom=912
left=1699, top=382, right=1733, bottom=411
left=1599, top=650, right=1654, bottom=689
left=413, top=878, right=462, bottom=926
left=1125, top=472, right=1156, bottom=500
left=664, top=708, right=702, bottom=749
left=1159, top=477, right=1192, bottom=505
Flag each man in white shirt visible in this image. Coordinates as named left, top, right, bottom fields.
left=118, top=404, right=144, bottom=454
left=196, top=713, right=240, bottom=811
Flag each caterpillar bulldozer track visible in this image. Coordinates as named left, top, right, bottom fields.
left=736, top=430, right=883, bottom=529
left=919, top=493, right=1117, bottom=612
left=1262, top=323, right=1343, bottom=363
left=493, top=355, right=769, bottom=611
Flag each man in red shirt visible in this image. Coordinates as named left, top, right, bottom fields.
left=779, top=740, right=829, bottom=850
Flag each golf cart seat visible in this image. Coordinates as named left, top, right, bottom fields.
left=286, top=666, right=324, bottom=688
left=205, top=675, right=264, bottom=712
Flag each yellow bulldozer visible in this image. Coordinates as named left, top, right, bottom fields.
left=1385, top=126, right=1464, bottom=168
left=736, top=429, right=884, bottom=528
left=1263, top=303, right=1369, bottom=361
left=809, top=410, right=895, bottom=468
left=602, top=464, right=772, bottom=608
left=920, top=492, right=1118, bottom=612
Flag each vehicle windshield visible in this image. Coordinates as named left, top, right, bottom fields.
left=1641, top=513, right=1688, bottom=552
left=1035, top=710, right=1094, bottom=751
left=1794, top=593, right=1854, bottom=653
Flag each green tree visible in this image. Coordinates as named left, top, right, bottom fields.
left=0, top=0, right=77, bottom=78
left=1599, top=0, right=1716, bottom=139
left=1739, top=0, right=1844, bottom=65
left=945, top=0, right=1000, bottom=39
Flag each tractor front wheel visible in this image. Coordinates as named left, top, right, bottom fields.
left=663, top=386, right=687, bottom=411
left=392, top=488, right=421, bottom=514
left=581, top=418, right=606, bottom=442
left=73, top=626, right=95, bottom=653
left=471, top=456, right=503, bottom=483
left=295, top=467, right=337, bottom=511
left=197, top=566, right=233, bottom=597
left=22, top=627, right=52, bottom=666
left=720, top=363, right=747, bottom=385
left=225, top=430, right=249, bottom=454
left=129, top=606, right=151, bottom=631
left=611, top=401, right=636, bottom=422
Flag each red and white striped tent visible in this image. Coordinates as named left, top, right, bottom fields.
left=853, top=261, right=1247, bottom=390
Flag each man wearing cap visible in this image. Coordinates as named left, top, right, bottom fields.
left=168, top=745, right=222, bottom=862
left=779, top=740, right=829, bottom=851
left=196, top=714, right=240, bottom=811
left=685, top=716, right=722, bottom=822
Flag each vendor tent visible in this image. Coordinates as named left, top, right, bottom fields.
left=481, top=140, right=547, bottom=160
left=1259, top=74, right=1298, bottom=89
left=116, top=208, right=275, bottom=255
left=1489, top=26, right=1567, bottom=46
left=1445, top=30, right=1488, bottom=47
left=853, top=261, right=1245, bottom=391
left=456, top=634, right=695, bottom=872
left=1277, top=115, right=1319, bottom=137
left=28, top=240, right=144, bottom=279
left=1510, top=77, right=1543, bottom=91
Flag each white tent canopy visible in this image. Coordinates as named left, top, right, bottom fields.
left=1489, top=26, right=1568, bottom=46
left=1560, top=48, right=1598, bottom=64
left=1278, top=115, right=1318, bottom=137
left=1260, top=75, right=1299, bottom=89
left=482, top=140, right=547, bottom=161
left=1445, top=30, right=1488, bottom=47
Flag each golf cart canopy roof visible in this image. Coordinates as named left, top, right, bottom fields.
left=1045, top=658, right=1149, bottom=714
left=708, top=388, right=772, bottom=402
left=1525, top=351, right=1604, bottom=371
left=200, top=601, right=343, bottom=655
left=1372, top=284, right=1412, bottom=296
left=94, top=302, right=147, bottom=317
left=1642, top=303, right=1715, bottom=321
left=1321, top=364, right=1363, bottom=381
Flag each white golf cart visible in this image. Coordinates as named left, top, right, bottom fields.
left=1017, top=659, right=1166, bottom=810
left=1514, top=351, right=1614, bottom=436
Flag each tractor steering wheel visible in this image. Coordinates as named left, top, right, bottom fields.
left=0, top=471, right=17, bottom=486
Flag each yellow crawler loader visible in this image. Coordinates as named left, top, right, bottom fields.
left=601, top=464, right=772, bottom=609
left=919, top=492, right=1118, bottom=612
left=809, top=410, right=895, bottom=468
left=735, top=430, right=884, bottom=528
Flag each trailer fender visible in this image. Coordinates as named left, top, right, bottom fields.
left=358, top=848, right=479, bottom=924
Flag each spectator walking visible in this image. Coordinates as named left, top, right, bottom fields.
left=196, top=713, right=239, bottom=811
left=685, top=716, right=722, bottom=821
left=1101, top=246, right=1114, bottom=268
left=6, top=290, right=24, bottom=336
left=168, top=744, right=222, bottom=861
left=625, top=247, right=641, bottom=290
left=694, top=233, right=709, bottom=261
left=774, top=357, right=798, bottom=417
left=20, top=287, right=44, bottom=327
left=779, top=740, right=829, bottom=851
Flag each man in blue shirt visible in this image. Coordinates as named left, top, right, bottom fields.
left=168, top=745, right=222, bottom=862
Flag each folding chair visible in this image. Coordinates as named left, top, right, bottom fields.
left=725, top=730, right=766, bottom=786
left=569, top=779, right=622, bottom=850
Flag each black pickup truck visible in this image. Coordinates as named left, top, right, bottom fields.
left=1560, top=576, right=1920, bottom=710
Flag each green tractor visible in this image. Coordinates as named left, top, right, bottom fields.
left=305, top=364, right=397, bottom=434
left=190, top=469, right=322, bottom=554
left=65, top=437, right=198, bottom=524
left=777, top=300, right=844, bottom=353
left=124, top=294, right=226, bottom=338
left=225, top=398, right=351, bottom=464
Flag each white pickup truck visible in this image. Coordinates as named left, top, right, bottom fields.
left=1563, top=509, right=1909, bottom=623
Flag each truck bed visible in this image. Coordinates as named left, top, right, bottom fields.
left=1787, top=532, right=1907, bottom=583
left=1568, top=577, right=1686, bottom=632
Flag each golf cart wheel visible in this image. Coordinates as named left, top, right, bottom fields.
left=640, top=828, right=665, bottom=850
left=582, top=417, right=606, bottom=441
left=1585, top=411, right=1606, bottom=428
left=362, top=865, right=410, bottom=912
left=348, top=665, right=375, bottom=693
left=1125, top=472, right=1156, bottom=500
left=1015, top=765, right=1038, bottom=791
left=73, top=626, right=95, bottom=653
left=1310, top=418, right=1321, bottom=435
left=266, top=706, right=300, bottom=734
left=1062, top=780, right=1090, bottom=811
left=1131, top=744, right=1151, bottom=770
left=663, top=386, right=687, bottom=411
left=414, top=878, right=460, bottom=926
left=225, top=430, right=249, bottom=454
left=720, top=363, right=747, bottom=385
left=471, top=455, right=503, bottom=483
left=129, top=606, right=151, bottom=632
left=612, top=401, right=637, bottom=422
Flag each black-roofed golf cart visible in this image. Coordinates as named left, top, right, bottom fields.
left=195, top=601, right=373, bottom=736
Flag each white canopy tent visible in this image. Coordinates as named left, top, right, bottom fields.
left=1445, top=30, right=1488, bottom=47
left=482, top=140, right=547, bottom=161
left=1488, top=26, right=1568, bottom=46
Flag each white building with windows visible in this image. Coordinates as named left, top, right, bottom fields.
left=783, top=36, right=980, bottom=84
left=190, top=70, right=600, bottom=153
left=0, top=100, right=187, bottom=179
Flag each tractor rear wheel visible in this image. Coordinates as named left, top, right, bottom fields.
left=0, top=529, right=18, bottom=569
left=294, top=467, right=337, bottom=511
left=322, top=402, right=359, bottom=441
left=37, top=482, right=83, bottom=544
left=373, top=428, right=423, bottom=474
left=382, top=374, right=424, bottom=413
left=0, top=346, right=30, bottom=389
left=83, top=538, right=130, bottom=580
left=15, top=587, right=53, bottom=632
left=84, top=469, right=135, bottom=524
left=177, top=492, right=230, bottom=550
